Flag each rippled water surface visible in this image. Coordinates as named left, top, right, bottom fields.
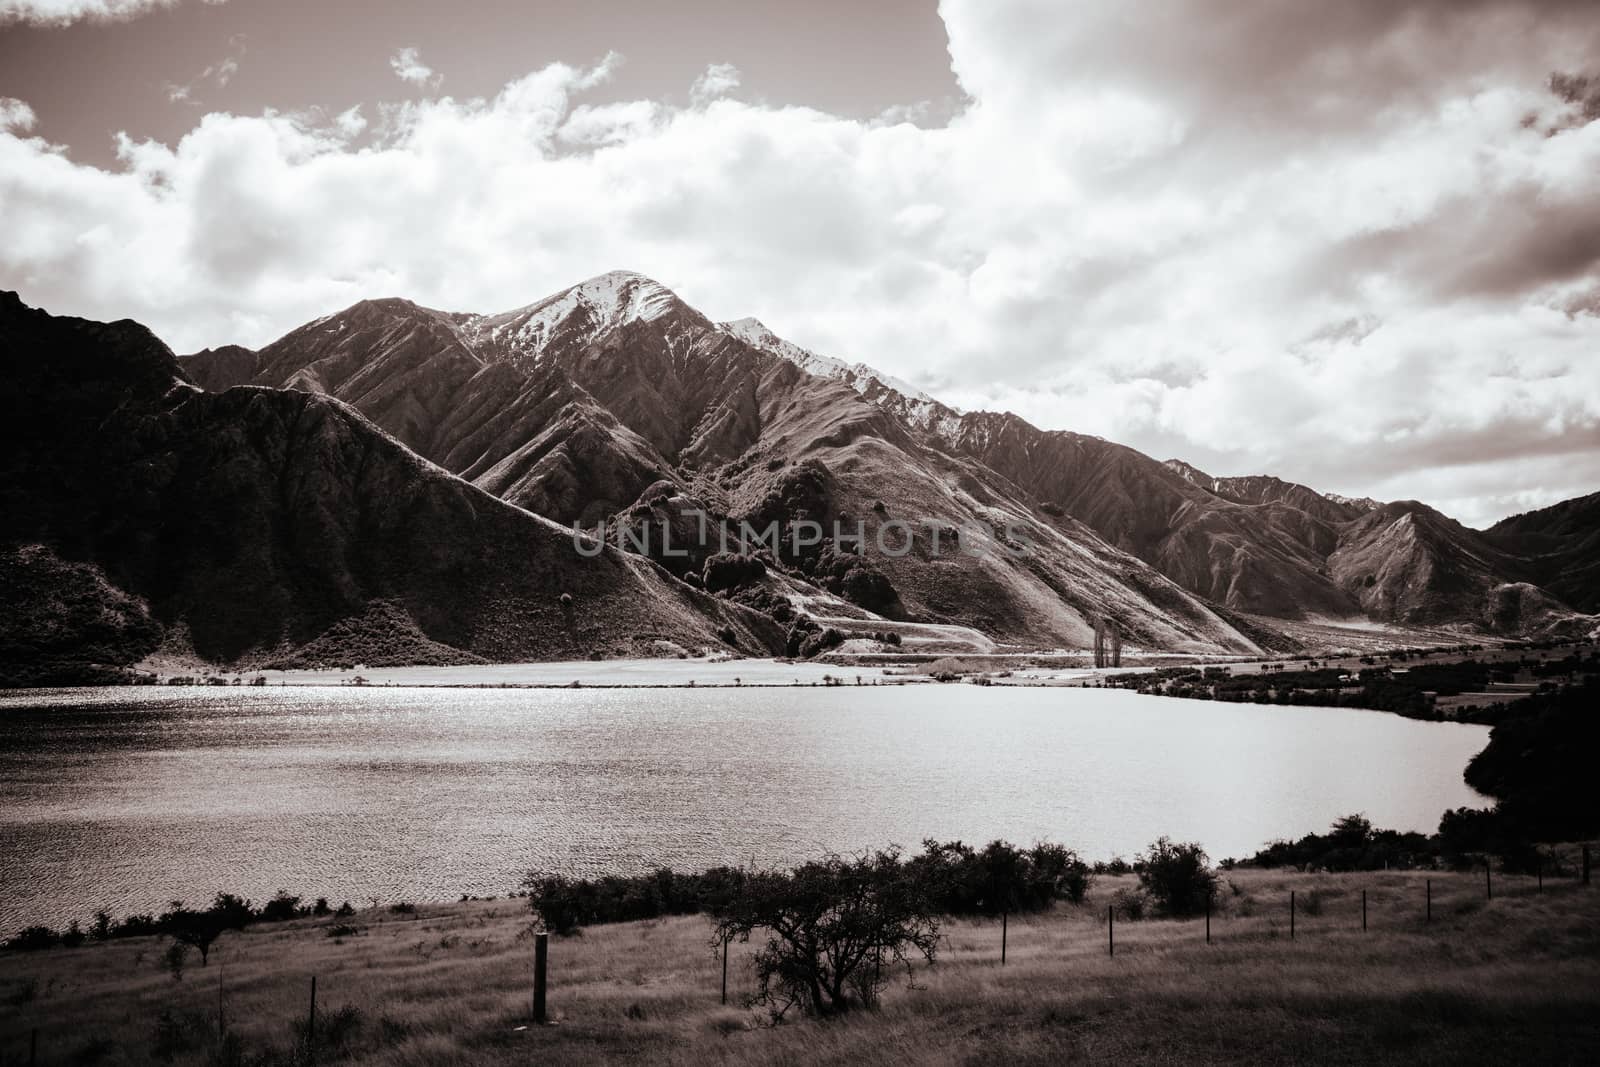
left=0, top=685, right=1489, bottom=930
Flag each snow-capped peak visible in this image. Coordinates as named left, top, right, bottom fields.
left=719, top=317, right=942, bottom=409
left=461, top=271, right=681, bottom=363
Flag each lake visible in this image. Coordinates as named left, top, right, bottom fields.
left=0, top=685, right=1490, bottom=931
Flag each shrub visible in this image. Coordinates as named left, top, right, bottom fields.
left=4, top=925, right=59, bottom=951
left=1112, top=887, right=1149, bottom=920
left=799, top=627, right=845, bottom=659
left=702, top=552, right=766, bottom=593
left=523, top=874, right=586, bottom=936
left=162, top=942, right=188, bottom=981
left=1136, top=837, right=1218, bottom=917
left=260, top=891, right=305, bottom=923
left=711, top=849, right=940, bottom=1018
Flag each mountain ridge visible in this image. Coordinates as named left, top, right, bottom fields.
left=174, top=272, right=1598, bottom=643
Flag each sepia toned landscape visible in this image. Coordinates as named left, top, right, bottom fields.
left=3, top=0, right=1599, bottom=1063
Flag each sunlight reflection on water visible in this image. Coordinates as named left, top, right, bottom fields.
left=0, top=685, right=1489, bottom=929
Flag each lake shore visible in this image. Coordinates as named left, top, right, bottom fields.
left=139, top=655, right=1121, bottom=689
left=5, top=868, right=1596, bottom=1066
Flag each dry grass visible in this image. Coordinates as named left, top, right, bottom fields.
left=3, top=870, right=1597, bottom=1065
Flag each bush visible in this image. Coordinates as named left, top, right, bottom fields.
left=798, top=627, right=845, bottom=659
left=702, top=552, right=766, bottom=593
left=1137, top=837, right=1218, bottom=917
left=711, top=849, right=940, bottom=1018
left=4, top=925, right=59, bottom=951
left=905, top=839, right=1091, bottom=915
left=1112, top=887, right=1148, bottom=920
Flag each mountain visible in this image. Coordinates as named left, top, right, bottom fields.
left=0, top=290, right=782, bottom=681
left=1484, top=492, right=1600, bottom=614
left=181, top=273, right=1264, bottom=654
left=176, top=271, right=1600, bottom=647
left=13, top=270, right=1588, bottom=677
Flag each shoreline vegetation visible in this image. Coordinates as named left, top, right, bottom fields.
left=4, top=841, right=1597, bottom=1065
left=7, top=636, right=1591, bottom=697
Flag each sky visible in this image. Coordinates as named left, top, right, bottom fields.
left=2, top=0, right=1599, bottom=528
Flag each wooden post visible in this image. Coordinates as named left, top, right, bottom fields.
left=1426, top=879, right=1431, bottom=924
left=1537, top=855, right=1543, bottom=894
left=1362, top=890, right=1367, bottom=932
left=721, top=934, right=729, bottom=1005
left=1290, top=891, right=1295, bottom=940
left=1584, top=844, right=1591, bottom=885
left=307, top=975, right=317, bottom=1064
left=1108, top=905, right=1114, bottom=957
left=1001, top=910, right=1008, bottom=966
left=533, top=932, right=549, bottom=1025
left=1205, top=896, right=1211, bottom=945
left=29, top=1028, right=37, bottom=1067
left=1486, top=861, right=1492, bottom=901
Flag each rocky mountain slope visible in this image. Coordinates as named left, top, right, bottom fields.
left=0, top=290, right=782, bottom=681
left=182, top=273, right=1264, bottom=654
left=177, top=271, right=1598, bottom=646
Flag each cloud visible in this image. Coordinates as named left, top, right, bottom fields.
left=0, top=98, right=36, bottom=132
left=2, top=1, right=1599, bottom=526
left=389, top=46, right=440, bottom=89
left=690, top=63, right=741, bottom=105
left=167, top=34, right=245, bottom=105
left=0, top=0, right=221, bottom=27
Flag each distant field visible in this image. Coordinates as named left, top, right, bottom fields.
left=5, top=869, right=1597, bottom=1065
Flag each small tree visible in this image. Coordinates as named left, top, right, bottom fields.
left=710, top=849, right=940, bottom=1019
left=523, top=873, right=588, bottom=936
left=1136, top=837, right=1218, bottom=917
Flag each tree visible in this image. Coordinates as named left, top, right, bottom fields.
left=163, top=896, right=253, bottom=966
left=1136, top=837, right=1218, bottom=917
left=710, top=849, right=940, bottom=1019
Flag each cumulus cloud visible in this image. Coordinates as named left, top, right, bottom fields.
left=2, top=0, right=1598, bottom=526
left=690, top=63, right=741, bottom=105
left=389, top=46, right=440, bottom=89
left=0, top=0, right=219, bottom=27
left=0, top=97, right=36, bottom=132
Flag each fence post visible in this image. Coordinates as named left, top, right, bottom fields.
left=1537, top=854, right=1543, bottom=894
left=1205, top=896, right=1211, bottom=945
left=1362, top=890, right=1367, bottom=932
left=30, top=1028, right=37, bottom=1067
left=533, top=932, right=549, bottom=1025
left=1108, top=905, right=1114, bottom=957
left=307, top=975, right=317, bottom=1064
left=1290, top=890, right=1295, bottom=940
left=1001, top=910, right=1008, bottom=966
left=1426, top=878, right=1431, bottom=924
left=1486, top=861, right=1492, bottom=901
left=1584, top=844, right=1591, bottom=885
left=721, top=934, right=729, bottom=1005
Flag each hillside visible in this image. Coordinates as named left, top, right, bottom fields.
left=0, top=291, right=782, bottom=678
left=185, top=273, right=1263, bottom=654
left=12, top=267, right=1589, bottom=672
left=1485, top=492, right=1600, bottom=614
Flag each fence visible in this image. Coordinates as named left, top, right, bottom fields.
left=5, top=845, right=1592, bottom=1058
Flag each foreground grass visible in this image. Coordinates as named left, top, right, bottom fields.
left=3, top=870, right=1597, bottom=1065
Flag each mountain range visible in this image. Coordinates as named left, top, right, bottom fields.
left=3, top=272, right=1596, bottom=680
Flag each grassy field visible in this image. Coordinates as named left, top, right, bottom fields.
left=3, top=869, right=1597, bottom=1066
